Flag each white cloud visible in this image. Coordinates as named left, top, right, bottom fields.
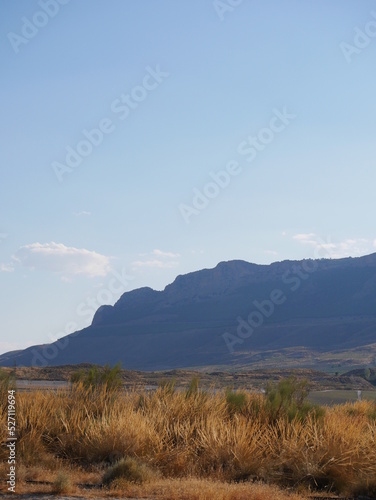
left=0, top=263, right=14, bottom=272
left=73, top=211, right=91, bottom=216
left=264, top=250, right=278, bottom=256
left=292, top=233, right=317, bottom=244
left=12, top=242, right=112, bottom=278
left=292, top=233, right=374, bottom=259
left=132, top=259, right=179, bottom=269
left=132, top=249, right=180, bottom=270
left=152, top=249, right=180, bottom=258
left=190, top=249, right=204, bottom=255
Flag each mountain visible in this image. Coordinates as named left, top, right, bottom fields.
left=1, top=254, right=376, bottom=370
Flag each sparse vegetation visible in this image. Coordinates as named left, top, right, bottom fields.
left=186, top=375, right=200, bottom=397
left=70, top=362, right=122, bottom=391
left=265, top=376, right=324, bottom=422
left=52, top=471, right=72, bottom=494
left=0, top=367, right=15, bottom=411
left=364, top=367, right=376, bottom=386
left=103, top=457, right=156, bottom=487
left=225, top=389, right=247, bottom=415
left=158, top=376, right=176, bottom=394
left=1, top=377, right=376, bottom=497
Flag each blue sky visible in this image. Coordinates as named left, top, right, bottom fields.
left=1, top=0, right=375, bottom=354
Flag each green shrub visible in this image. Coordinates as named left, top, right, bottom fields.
left=265, top=376, right=323, bottom=422
left=70, top=363, right=122, bottom=392
left=248, top=397, right=262, bottom=419
left=103, top=457, right=155, bottom=486
left=0, top=367, right=15, bottom=388
left=226, top=389, right=247, bottom=414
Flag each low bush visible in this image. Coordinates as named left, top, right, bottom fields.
left=265, top=376, right=323, bottom=422
left=103, top=457, right=155, bottom=486
left=225, top=389, right=247, bottom=415
left=52, top=471, right=72, bottom=494
left=70, top=363, right=122, bottom=392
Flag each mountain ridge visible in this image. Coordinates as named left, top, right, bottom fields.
left=1, top=253, right=376, bottom=370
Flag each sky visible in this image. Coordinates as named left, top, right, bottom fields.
left=1, top=0, right=376, bottom=354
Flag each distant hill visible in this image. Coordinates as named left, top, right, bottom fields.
left=1, top=254, right=376, bottom=370
left=343, top=367, right=376, bottom=385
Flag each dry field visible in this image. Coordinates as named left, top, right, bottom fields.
left=1, top=381, right=376, bottom=499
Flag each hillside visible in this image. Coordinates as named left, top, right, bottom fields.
left=1, top=253, right=376, bottom=370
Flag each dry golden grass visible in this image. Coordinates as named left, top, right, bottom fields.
left=103, top=477, right=307, bottom=499
left=1, top=384, right=376, bottom=498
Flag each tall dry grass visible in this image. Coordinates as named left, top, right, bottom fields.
left=1, top=383, right=376, bottom=496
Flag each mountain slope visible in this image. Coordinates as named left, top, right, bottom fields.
left=1, top=254, right=376, bottom=370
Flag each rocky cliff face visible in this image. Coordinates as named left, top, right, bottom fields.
left=1, top=254, right=376, bottom=370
